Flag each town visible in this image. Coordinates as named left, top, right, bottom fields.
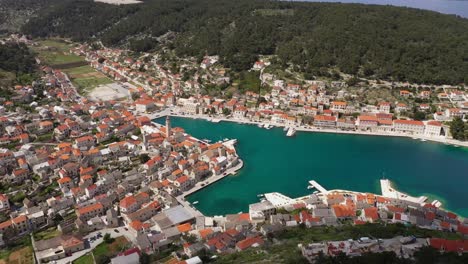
left=76, top=39, right=468, bottom=146
left=0, top=35, right=467, bottom=263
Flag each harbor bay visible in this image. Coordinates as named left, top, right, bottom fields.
left=156, top=116, right=468, bottom=217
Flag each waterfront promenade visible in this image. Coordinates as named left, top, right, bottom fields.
left=166, top=110, right=468, bottom=148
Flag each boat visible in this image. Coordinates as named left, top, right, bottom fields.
left=257, top=194, right=264, bottom=197
left=260, top=198, right=266, bottom=202
left=257, top=124, right=263, bottom=128
left=307, top=185, right=314, bottom=190
left=420, top=139, right=427, bottom=142
left=454, top=145, right=460, bottom=148
left=313, top=191, right=319, bottom=194
left=265, top=124, right=272, bottom=130
left=223, top=138, right=229, bottom=142
left=286, top=127, right=296, bottom=137
left=202, top=139, right=212, bottom=143
left=192, top=201, right=199, bottom=205
left=283, top=126, right=289, bottom=132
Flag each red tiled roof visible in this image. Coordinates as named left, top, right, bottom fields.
left=77, top=203, right=103, bottom=215
left=177, top=223, right=192, bottom=233
left=236, top=236, right=264, bottom=251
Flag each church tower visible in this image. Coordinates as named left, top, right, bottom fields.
left=165, top=116, right=171, bottom=137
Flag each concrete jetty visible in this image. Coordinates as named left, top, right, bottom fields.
left=308, top=180, right=328, bottom=194
left=380, top=179, right=428, bottom=205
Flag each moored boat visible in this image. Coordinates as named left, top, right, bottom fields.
left=286, top=127, right=296, bottom=137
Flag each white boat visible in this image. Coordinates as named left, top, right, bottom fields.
left=307, top=186, right=314, bottom=190
left=257, top=194, right=264, bottom=197
left=192, top=201, right=199, bottom=205
left=258, top=124, right=263, bottom=128
left=283, top=126, right=289, bottom=132
left=202, top=139, right=212, bottom=143
left=286, top=127, right=296, bottom=137
left=265, top=124, right=272, bottom=130
left=420, top=139, right=427, bottom=142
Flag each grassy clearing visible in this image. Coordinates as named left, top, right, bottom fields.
left=63, top=65, right=96, bottom=76
left=33, top=227, right=61, bottom=241
left=92, top=236, right=130, bottom=259
left=7, top=247, right=34, bottom=264
left=33, top=39, right=84, bottom=66
left=72, top=253, right=94, bottom=264
left=33, top=38, right=114, bottom=94
left=0, top=237, right=33, bottom=263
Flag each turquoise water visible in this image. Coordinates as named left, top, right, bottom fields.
left=155, top=117, right=468, bottom=217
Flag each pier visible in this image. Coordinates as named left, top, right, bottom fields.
left=380, top=179, right=428, bottom=205
left=308, top=180, right=328, bottom=194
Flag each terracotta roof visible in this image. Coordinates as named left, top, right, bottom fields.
left=177, top=223, right=192, bottom=233
left=57, top=177, right=72, bottom=184
left=394, top=119, right=424, bottom=126
left=332, top=204, right=355, bottom=218
left=236, top=236, right=264, bottom=251
left=363, top=207, right=379, bottom=221
left=77, top=203, right=103, bottom=215
left=120, top=196, right=137, bottom=209
left=199, top=228, right=213, bottom=239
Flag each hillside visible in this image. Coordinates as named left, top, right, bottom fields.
left=0, top=0, right=50, bottom=33
left=18, top=0, right=468, bottom=84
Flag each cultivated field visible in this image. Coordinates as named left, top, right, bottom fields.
left=62, top=65, right=113, bottom=94
left=32, top=39, right=84, bottom=66
left=33, top=39, right=114, bottom=94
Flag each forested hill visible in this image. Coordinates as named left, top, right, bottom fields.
left=20, top=0, right=468, bottom=84
left=0, top=43, right=36, bottom=74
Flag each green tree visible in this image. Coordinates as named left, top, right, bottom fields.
left=140, top=252, right=151, bottom=264
left=103, top=233, right=114, bottom=244
left=450, top=117, right=466, bottom=141
left=222, top=108, right=231, bottom=116
left=139, top=154, right=150, bottom=164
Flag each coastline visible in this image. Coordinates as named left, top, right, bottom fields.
left=152, top=111, right=468, bottom=217
left=165, top=112, right=468, bottom=148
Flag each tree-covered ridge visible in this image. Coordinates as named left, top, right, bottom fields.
left=0, top=42, right=36, bottom=74
left=22, top=0, right=468, bottom=84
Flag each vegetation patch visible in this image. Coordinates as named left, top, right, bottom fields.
left=33, top=227, right=61, bottom=241
left=32, top=39, right=84, bottom=66
left=72, top=253, right=93, bottom=264
left=92, top=236, right=130, bottom=263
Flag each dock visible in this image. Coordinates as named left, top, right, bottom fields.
left=264, top=192, right=294, bottom=207
left=380, top=179, right=428, bottom=205
left=308, top=180, right=328, bottom=194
